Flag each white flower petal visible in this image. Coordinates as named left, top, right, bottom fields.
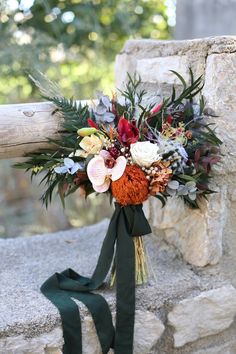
left=69, top=163, right=80, bottom=175
left=130, top=141, right=160, bottom=167
left=101, top=95, right=110, bottom=108
left=168, top=180, right=179, bottom=190
left=166, top=187, right=177, bottom=196
left=87, top=156, right=107, bottom=186
left=64, top=158, right=74, bottom=168
left=54, top=166, right=68, bottom=174
left=111, top=156, right=126, bottom=181
left=189, top=193, right=197, bottom=201
left=93, top=180, right=110, bottom=193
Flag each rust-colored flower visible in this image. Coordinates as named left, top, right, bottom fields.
left=185, top=130, right=193, bottom=139
left=74, top=171, right=88, bottom=185
left=111, top=164, right=149, bottom=206
left=149, top=161, right=172, bottom=196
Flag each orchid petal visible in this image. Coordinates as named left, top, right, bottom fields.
left=103, top=112, right=115, bottom=123
left=189, top=193, right=197, bottom=201
left=111, top=156, right=126, bottom=181
left=93, top=180, right=110, bottom=193
left=64, top=158, right=74, bottom=168
left=96, top=103, right=107, bottom=115
left=54, top=166, right=68, bottom=174
left=168, top=180, right=179, bottom=190
left=99, top=150, right=111, bottom=159
left=69, top=163, right=81, bottom=175
left=101, top=95, right=110, bottom=108
left=87, top=156, right=107, bottom=186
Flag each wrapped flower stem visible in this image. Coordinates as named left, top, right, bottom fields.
left=110, top=236, right=148, bottom=287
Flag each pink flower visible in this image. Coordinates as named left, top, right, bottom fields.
left=152, top=103, right=162, bottom=114
left=87, top=150, right=126, bottom=192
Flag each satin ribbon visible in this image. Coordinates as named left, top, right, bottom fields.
left=41, top=203, right=151, bottom=354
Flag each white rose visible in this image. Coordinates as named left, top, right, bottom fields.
left=130, top=141, right=160, bottom=167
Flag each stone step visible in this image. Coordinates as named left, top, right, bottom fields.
left=0, top=220, right=236, bottom=354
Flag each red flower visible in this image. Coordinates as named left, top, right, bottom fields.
left=166, top=115, right=173, bottom=124
left=117, top=117, right=139, bottom=146
left=87, top=118, right=99, bottom=129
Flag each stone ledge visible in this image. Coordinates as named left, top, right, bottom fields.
left=118, top=36, right=236, bottom=57
left=0, top=220, right=236, bottom=353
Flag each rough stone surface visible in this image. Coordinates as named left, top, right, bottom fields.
left=192, top=339, right=236, bottom=354
left=147, top=188, right=227, bottom=267
left=133, top=310, right=165, bottom=354
left=136, top=56, right=189, bottom=85
left=0, top=327, right=63, bottom=354
left=115, top=36, right=236, bottom=268
left=115, top=36, right=236, bottom=91
left=168, top=285, right=236, bottom=348
left=0, top=310, right=164, bottom=354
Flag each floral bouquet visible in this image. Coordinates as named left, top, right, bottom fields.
left=15, top=71, right=222, bottom=354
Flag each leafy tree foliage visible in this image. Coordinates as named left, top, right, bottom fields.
left=0, top=0, right=170, bottom=103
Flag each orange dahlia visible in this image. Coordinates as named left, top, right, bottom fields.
left=111, top=164, right=149, bottom=206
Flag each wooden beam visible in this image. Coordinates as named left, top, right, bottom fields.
left=0, top=102, right=63, bottom=159
left=0, top=99, right=94, bottom=159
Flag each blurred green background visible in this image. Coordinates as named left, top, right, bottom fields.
left=0, top=0, right=174, bottom=238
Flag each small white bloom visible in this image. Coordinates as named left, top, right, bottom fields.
left=130, top=141, right=160, bottom=167
left=54, top=158, right=82, bottom=175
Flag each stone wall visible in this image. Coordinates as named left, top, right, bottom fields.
left=115, top=36, right=236, bottom=272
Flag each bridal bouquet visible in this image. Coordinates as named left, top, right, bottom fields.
left=15, top=71, right=221, bottom=354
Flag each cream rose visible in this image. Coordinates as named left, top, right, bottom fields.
left=69, top=134, right=104, bottom=158
left=130, top=141, right=160, bottom=167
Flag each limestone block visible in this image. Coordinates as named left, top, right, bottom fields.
left=133, top=310, right=165, bottom=354
left=81, top=310, right=165, bottom=354
left=203, top=53, right=236, bottom=175
left=0, top=327, right=63, bottom=354
left=115, top=53, right=136, bottom=90
left=136, top=56, right=189, bottom=85
left=193, top=341, right=236, bottom=354
left=149, top=185, right=227, bottom=267
left=204, top=53, right=236, bottom=111
left=168, top=285, right=236, bottom=348
left=0, top=311, right=164, bottom=354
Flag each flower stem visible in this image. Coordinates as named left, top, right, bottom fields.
left=110, top=236, right=148, bottom=287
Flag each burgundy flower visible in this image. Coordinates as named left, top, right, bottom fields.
left=166, top=115, right=173, bottom=124
left=117, top=117, right=139, bottom=146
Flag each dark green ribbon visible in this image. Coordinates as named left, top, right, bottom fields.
left=41, top=203, right=151, bottom=354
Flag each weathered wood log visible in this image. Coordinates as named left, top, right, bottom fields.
left=0, top=100, right=92, bottom=159
left=0, top=102, right=63, bottom=159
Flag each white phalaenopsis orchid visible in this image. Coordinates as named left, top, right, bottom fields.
left=54, top=158, right=82, bottom=175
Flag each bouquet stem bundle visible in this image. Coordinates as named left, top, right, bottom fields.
left=110, top=236, right=148, bottom=287
left=134, top=236, right=148, bottom=285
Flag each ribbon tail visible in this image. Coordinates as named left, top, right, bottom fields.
left=114, top=208, right=136, bottom=354
left=41, top=274, right=83, bottom=354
